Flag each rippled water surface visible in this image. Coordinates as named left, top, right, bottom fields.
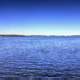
left=0, top=36, right=80, bottom=80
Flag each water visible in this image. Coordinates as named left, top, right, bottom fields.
left=0, top=36, right=80, bottom=80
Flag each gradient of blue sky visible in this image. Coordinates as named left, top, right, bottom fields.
left=0, top=0, right=80, bottom=35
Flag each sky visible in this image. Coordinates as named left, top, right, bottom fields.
left=0, top=0, right=80, bottom=35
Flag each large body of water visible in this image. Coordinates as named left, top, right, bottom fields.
left=0, top=36, right=80, bottom=80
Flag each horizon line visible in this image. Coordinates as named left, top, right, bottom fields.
left=0, top=34, right=80, bottom=37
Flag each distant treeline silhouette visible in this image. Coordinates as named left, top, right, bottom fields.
left=0, top=34, right=80, bottom=38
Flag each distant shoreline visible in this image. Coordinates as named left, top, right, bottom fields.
left=0, top=34, right=80, bottom=37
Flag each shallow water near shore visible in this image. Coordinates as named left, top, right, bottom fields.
left=0, top=36, right=80, bottom=80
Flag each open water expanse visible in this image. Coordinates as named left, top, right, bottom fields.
left=0, top=36, right=80, bottom=80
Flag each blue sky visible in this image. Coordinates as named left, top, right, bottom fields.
left=0, top=0, right=80, bottom=35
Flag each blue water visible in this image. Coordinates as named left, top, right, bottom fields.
left=0, top=36, right=80, bottom=76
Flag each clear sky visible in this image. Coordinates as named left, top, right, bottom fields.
left=0, top=0, right=80, bottom=35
